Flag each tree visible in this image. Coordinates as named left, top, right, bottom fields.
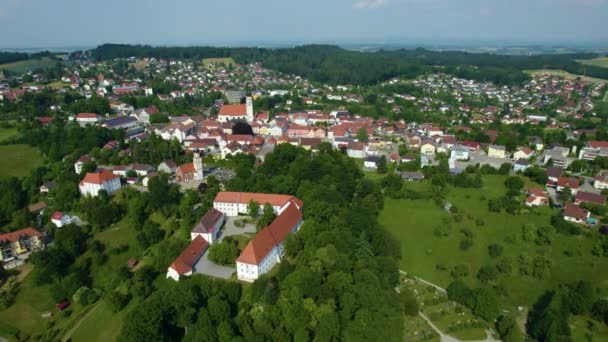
left=558, top=186, right=572, bottom=203
left=256, top=203, right=276, bottom=231
left=208, top=239, right=239, bottom=265
left=377, top=156, right=388, bottom=174
left=247, top=200, right=260, bottom=218
left=356, top=127, right=369, bottom=143
left=472, top=287, right=500, bottom=321
left=488, top=243, right=504, bottom=258
left=496, top=315, right=524, bottom=342
left=477, top=265, right=498, bottom=283
left=504, top=176, right=524, bottom=192
left=400, top=289, right=419, bottom=316
left=107, top=291, right=131, bottom=313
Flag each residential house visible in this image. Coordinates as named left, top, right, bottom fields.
left=450, top=144, right=470, bottom=161
left=513, top=147, right=534, bottom=160
left=574, top=191, right=606, bottom=206
left=51, top=212, right=73, bottom=228
left=74, top=155, right=93, bottom=174
left=158, top=161, right=178, bottom=174
left=364, top=156, right=380, bottom=169
left=39, top=181, right=56, bottom=194
left=75, top=113, right=102, bottom=126
left=579, top=141, right=608, bottom=161
left=546, top=167, right=564, bottom=186
left=513, top=159, right=530, bottom=172
left=563, top=203, right=590, bottom=225
left=420, top=141, right=436, bottom=155
left=0, top=228, right=45, bottom=263
left=347, top=142, right=366, bottom=159
left=594, top=173, right=608, bottom=190
left=401, top=171, right=425, bottom=181
left=79, top=170, right=121, bottom=197
left=488, top=145, right=507, bottom=159
left=525, top=188, right=549, bottom=207
left=556, top=177, right=580, bottom=195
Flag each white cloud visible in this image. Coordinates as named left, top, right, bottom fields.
left=353, top=0, right=388, bottom=10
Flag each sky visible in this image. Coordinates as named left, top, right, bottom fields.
left=0, top=0, right=607, bottom=48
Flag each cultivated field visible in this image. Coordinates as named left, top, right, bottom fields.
left=0, top=144, right=42, bottom=178
left=202, top=57, right=236, bottom=68
left=525, top=69, right=606, bottom=83
left=0, top=57, right=57, bottom=74
left=578, top=57, right=608, bottom=69
left=380, top=175, right=608, bottom=309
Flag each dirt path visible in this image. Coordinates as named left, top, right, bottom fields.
left=61, top=302, right=102, bottom=342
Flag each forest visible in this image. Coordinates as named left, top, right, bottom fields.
left=90, top=44, right=608, bottom=86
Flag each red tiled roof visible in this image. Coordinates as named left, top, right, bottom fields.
left=0, top=227, right=43, bottom=243
left=80, top=170, right=118, bottom=185
left=218, top=104, right=247, bottom=116
left=557, top=177, right=580, bottom=189
left=575, top=191, right=606, bottom=205
left=563, top=203, right=589, bottom=221
left=588, top=141, right=608, bottom=149
left=169, top=236, right=208, bottom=275
left=237, top=200, right=302, bottom=264
left=177, top=163, right=195, bottom=174
left=51, top=211, right=63, bottom=220
left=76, top=113, right=100, bottom=119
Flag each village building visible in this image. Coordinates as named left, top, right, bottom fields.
left=166, top=236, right=209, bottom=281
left=79, top=170, right=121, bottom=197
left=176, top=151, right=204, bottom=183
left=0, top=228, right=45, bottom=264
left=563, top=203, right=590, bottom=225
left=190, top=208, right=225, bottom=244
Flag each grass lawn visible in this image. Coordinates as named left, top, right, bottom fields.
left=403, top=314, right=440, bottom=342
left=69, top=300, right=132, bottom=342
left=0, top=57, right=57, bottom=74
left=569, top=315, right=608, bottom=342
left=381, top=175, right=608, bottom=309
left=202, top=57, right=235, bottom=68
left=0, top=127, right=18, bottom=142
left=0, top=144, right=43, bottom=178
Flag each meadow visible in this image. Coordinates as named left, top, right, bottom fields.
left=380, top=175, right=608, bottom=309
left=0, top=144, right=43, bottom=178
left=0, top=57, right=57, bottom=74
left=578, top=57, right=608, bottom=69
left=202, top=57, right=236, bottom=68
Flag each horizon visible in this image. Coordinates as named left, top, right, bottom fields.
left=1, top=0, right=607, bottom=49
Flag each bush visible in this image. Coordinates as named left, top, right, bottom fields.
left=107, top=291, right=131, bottom=313
left=460, top=238, right=473, bottom=251
left=477, top=265, right=498, bottom=283
left=451, top=264, right=469, bottom=279
left=488, top=243, right=504, bottom=258
left=208, top=238, right=240, bottom=265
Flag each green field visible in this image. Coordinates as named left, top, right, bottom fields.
left=380, top=175, right=608, bottom=309
left=0, top=127, right=18, bottom=142
left=69, top=300, right=131, bottom=342
left=578, top=57, right=608, bottom=69
left=0, top=144, right=42, bottom=178
left=0, top=57, right=57, bottom=74
left=202, top=57, right=236, bottom=68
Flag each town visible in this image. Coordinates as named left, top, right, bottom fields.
left=0, top=42, right=608, bottom=342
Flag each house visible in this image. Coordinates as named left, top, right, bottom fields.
left=79, top=170, right=121, bottom=197
left=556, top=177, right=580, bottom=194
left=130, top=163, right=154, bottom=177
left=513, top=159, right=530, bottom=172
left=563, top=203, right=590, bottom=224
left=213, top=192, right=303, bottom=217
left=420, top=142, right=436, bottom=155
left=75, top=113, right=102, bottom=125
left=593, top=173, right=608, bottom=190
left=176, top=152, right=204, bottom=183
left=39, top=181, right=56, bottom=194
left=0, top=227, right=45, bottom=263
left=525, top=188, right=549, bottom=207
left=166, top=236, right=209, bottom=281
left=191, top=208, right=225, bottom=244
left=450, top=145, right=469, bottom=161
left=488, top=145, right=507, bottom=159
left=236, top=198, right=303, bottom=282
left=546, top=167, right=563, bottom=186
left=158, top=160, right=178, bottom=174
left=578, top=141, right=608, bottom=161
left=364, top=156, right=380, bottom=169
left=461, top=141, right=481, bottom=152
left=574, top=191, right=606, bottom=206
left=347, top=142, right=366, bottom=159
left=513, top=147, right=534, bottom=160
left=74, top=155, right=93, bottom=174
left=401, top=171, right=425, bottom=181
left=51, top=212, right=72, bottom=227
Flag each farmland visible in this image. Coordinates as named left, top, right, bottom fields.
left=578, top=57, right=608, bottom=69
left=202, top=57, right=236, bottom=68
left=0, top=57, right=57, bottom=74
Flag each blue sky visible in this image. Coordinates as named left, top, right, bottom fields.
left=0, top=0, right=607, bottom=48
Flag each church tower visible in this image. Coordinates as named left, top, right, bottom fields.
left=245, top=96, right=254, bottom=123
left=193, top=150, right=204, bottom=181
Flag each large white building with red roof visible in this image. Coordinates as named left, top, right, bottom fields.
left=79, top=170, right=121, bottom=197
left=212, top=191, right=304, bottom=282
left=166, top=236, right=209, bottom=281
left=217, top=97, right=253, bottom=123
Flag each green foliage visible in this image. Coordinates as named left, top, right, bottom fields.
left=496, top=315, right=524, bottom=342
left=247, top=200, right=260, bottom=218
left=208, top=238, right=240, bottom=265
left=400, top=288, right=420, bottom=316
left=106, top=291, right=131, bottom=313
left=256, top=203, right=276, bottom=231
left=488, top=243, right=504, bottom=258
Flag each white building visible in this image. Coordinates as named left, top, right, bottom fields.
left=191, top=208, right=225, bottom=244
left=75, top=113, right=102, bottom=125
left=217, top=97, right=254, bottom=123
left=74, top=155, right=93, bottom=174
left=213, top=192, right=302, bottom=217
left=166, top=236, right=209, bottom=281
left=594, top=173, right=608, bottom=190
left=235, top=199, right=303, bottom=282
left=78, top=170, right=121, bottom=197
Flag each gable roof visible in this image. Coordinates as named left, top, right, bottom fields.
left=218, top=104, right=247, bottom=116
left=0, top=227, right=43, bottom=243
left=575, top=191, right=606, bottom=205
left=80, top=170, right=118, bottom=185
left=169, top=236, right=209, bottom=275
left=214, top=192, right=303, bottom=209
left=192, top=209, right=224, bottom=235
left=563, top=203, right=589, bottom=220
left=237, top=200, right=302, bottom=265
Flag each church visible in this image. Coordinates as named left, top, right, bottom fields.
left=176, top=151, right=204, bottom=183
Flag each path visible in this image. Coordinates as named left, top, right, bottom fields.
left=60, top=302, right=102, bottom=342
left=399, top=270, right=446, bottom=294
